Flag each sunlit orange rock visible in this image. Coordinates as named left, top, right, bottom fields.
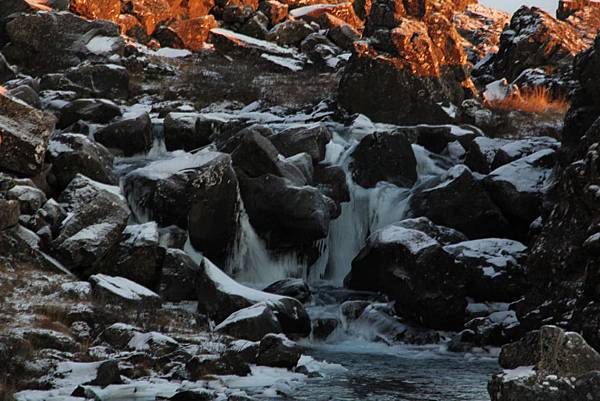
left=70, top=0, right=121, bottom=21
left=188, top=0, right=217, bottom=18
left=290, top=3, right=363, bottom=31
left=171, top=15, right=218, bottom=51
left=338, top=0, right=476, bottom=124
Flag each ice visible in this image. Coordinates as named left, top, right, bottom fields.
left=154, top=48, right=192, bottom=58
left=128, top=150, right=222, bottom=181
left=501, top=366, right=536, bottom=381
left=210, top=28, right=298, bottom=56
left=261, top=53, right=304, bottom=71
left=220, top=365, right=305, bottom=390
left=296, top=355, right=347, bottom=375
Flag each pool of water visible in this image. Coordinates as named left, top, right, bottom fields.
left=289, top=341, right=499, bottom=401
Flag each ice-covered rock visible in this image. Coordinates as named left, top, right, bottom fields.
left=263, top=278, right=311, bottom=303
left=196, top=257, right=311, bottom=338
left=392, top=217, right=468, bottom=245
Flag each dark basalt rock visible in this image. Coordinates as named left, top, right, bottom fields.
left=65, top=62, right=130, bottom=99
left=409, top=165, right=510, bottom=239
left=160, top=249, right=200, bottom=302
left=270, top=124, right=332, bottom=164
left=47, top=133, right=118, bottom=192
left=2, top=11, right=123, bottom=74
left=0, top=94, right=55, bottom=177
left=263, top=278, right=311, bottom=303
left=256, top=333, right=302, bottom=368
left=95, top=112, right=153, bottom=157
left=123, top=151, right=239, bottom=264
left=215, top=302, right=283, bottom=341
left=58, top=98, right=122, bottom=129
left=345, top=224, right=467, bottom=330
left=350, top=131, right=417, bottom=189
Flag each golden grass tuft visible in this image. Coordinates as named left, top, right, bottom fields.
left=486, top=86, right=570, bottom=114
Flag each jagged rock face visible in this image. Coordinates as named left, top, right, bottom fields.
left=474, top=6, right=586, bottom=83
left=71, top=0, right=217, bottom=49
left=514, top=34, right=600, bottom=350
left=561, top=4, right=600, bottom=47
left=338, top=0, right=475, bottom=124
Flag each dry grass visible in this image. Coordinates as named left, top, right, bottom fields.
left=486, top=86, right=570, bottom=114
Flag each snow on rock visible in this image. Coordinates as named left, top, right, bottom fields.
left=86, top=36, right=122, bottom=55
left=127, top=331, right=179, bottom=354
left=485, top=149, right=556, bottom=225
left=296, top=355, right=347, bottom=376
left=89, top=274, right=161, bottom=308
left=483, top=78, right=520, bottom=103
left=197, top=257, right=311, bottom=338
left=215, top=302, right=283, bottom=341
left=375, top=226, right=439, bottom=255
left=444, top=238, right=528, bottom=302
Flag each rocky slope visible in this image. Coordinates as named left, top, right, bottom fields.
left=0, top=0, right=600, bottom=400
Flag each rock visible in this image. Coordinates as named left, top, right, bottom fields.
left=89, top=360, right=123, bottom=387
left=489, top=326, right=600, bottom=401
left=465, top=136, right=512, bottom=174
left=7, top=85, right=40, bottom=109
left=340, top=300, right=371, bottom=324
left=123, top=151, right=239, bottom=263
left=52, top=176, right=129, bottom=272
left=409, top=165, right=510, bottom=239
left=345, top=224, right=467, bottom=330
left=16, top=328, right=79, bottom=353
left=186, top=352, right=251, bottom=379
left=238, top=172, right=332, bottom=247
left=98, top=323, right=141, bottom=349
left=239, top=12, right=269, bottom=39
left=158, top=225, right=187, bottom=249
left=215, top=302, right=283, bottom=341
left=350, top=131, right=417, bottom=189
left=90, top=274, right=162, bottom=309
left=269, top=124, right=332, bottom=164
left=163, top=112, right=213, bottom=152
left=0, top=52, right=16, bottom=83
left=299, top=33, right=342, bottom=66
left=313, top=164, right=349, bottom=206
left=416, top=125, right=482, bottom=155
left=444, top=238, right=528, bottom=302
left=6, top=185, right=46, bottom=215
left=464, top=310, right=520, bottom=346
left=266, top=19, right=315, bottom=46
left=160, top=248, right=200, bottom=302
left=392, top=217, right=468, bottom=245
left=0, top=199, right=19, bottom=231
left=65, top=63, right=130, bottom=99
left=47, top=133, right=118, bottom=191
left=259, top=0, right=288, bottom=26
left=3, top=12, right=123, bottom=73
left=94, top=222, right=166, bottom=291
left=168, top=390, right=217, bottom=401
left=69, top=0, right=121, bottom=21
left=484, top=150, right=556, bottom=229
left=263, top=278, right=311, bottom=303
left=338, top=2, right=475, bottom=124
left=196, top=257, right=311, bottom=338
left=95, top=112, right=153, bottom=157
left=311, top=318, right=339, bottom=339
left=256, top=333, right=301, bottom=368
left=328, top=22, right=360, bottom=51
left=474, top=6, right=586, bottom=83
left=0, top=94, right=55, bottom=176
left=227, top=340, right=259, bottom=364
left=58, top=98, right=122, bottom=129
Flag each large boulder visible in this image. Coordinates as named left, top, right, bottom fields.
left=94, top=112, right=153, bottom=156
left=52, top=175, right=130, bottom=274
left=0, top=94, right=55, bottom=176
left=93, top=222, right=166, bottom=291
left=256, top=333, right=301, bottom=368
left=47, top=133, right=118, bottom=191
left=238, top=172, right=333, bottom=248
left=345, top=224, right=467, bottom=330
left=489, top=326, right=600, bottom=401
left=215, top=302, right=283, bottom=341
left=196, top=257, right=311, bottom=338
left=474, top=6, right=586, bottom=83
left=90, top=274, right=162, bottom=309
left=122, top=150, right=239, bottom=263
left=409, top=165, right=510, bottom=239
left=163, top=112, right=217, bottom=152
left=3, top=11, right=124, bottom=73
left=160, top=248, right=200, bottom=302
left=65, top=63, right=130, bottom=99
left=269, top=124, right=332, bottom=164
left=444, top=238, right=528, bottom=302
left=350, top=131, right=417, bottom=188
left=58, top=98, right=122, bottom=129
left=338, top=0, right=475, bottom=124
left=484, top=149, right=557, bottom=230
